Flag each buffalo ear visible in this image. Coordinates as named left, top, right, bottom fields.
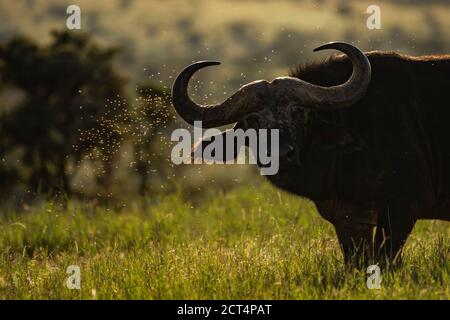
left=311, top=125, right=364, bottom=153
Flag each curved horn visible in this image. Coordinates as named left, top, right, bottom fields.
left=172, top=42, right=371, bottom=127
left=271, top=41, right=371, bottom=110
left=172, top=61, right=270, bottom=127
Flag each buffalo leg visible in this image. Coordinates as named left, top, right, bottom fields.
left=334, top=223, right=374, bottom=267
left=374, top=205, right=416, bottom=265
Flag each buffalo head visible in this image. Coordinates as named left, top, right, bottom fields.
left=171, top=41, right=371, bottom=165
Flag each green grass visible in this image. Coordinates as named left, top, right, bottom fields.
left=0, top=182, right=448, bottom=299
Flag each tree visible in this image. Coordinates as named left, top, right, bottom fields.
left=130, top=83, right=174, bottom=195
left=0, top=30, right=126, bottom=195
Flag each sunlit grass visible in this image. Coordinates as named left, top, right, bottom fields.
left=0, top=182, right=448, bottom=299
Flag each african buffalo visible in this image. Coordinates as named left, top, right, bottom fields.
left=171, top=41, right=450, bottom=265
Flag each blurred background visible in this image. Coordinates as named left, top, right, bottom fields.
left=1, top=0, right=450, bottom=206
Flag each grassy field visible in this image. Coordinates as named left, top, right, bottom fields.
left=0, top=182, right=448, bottom=299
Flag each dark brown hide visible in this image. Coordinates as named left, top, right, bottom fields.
left=281, top=51, right=450, bottom=264
left=172, top=49, right=450, bottom=266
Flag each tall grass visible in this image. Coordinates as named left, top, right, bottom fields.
left=0, top=182, right=448, bottom=299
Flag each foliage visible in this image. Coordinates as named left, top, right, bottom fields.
left=0, top=30, right=125, bottom=194
left=0, top=31, right=173, bottom=197
left=130, top=83, right=174, bottom=195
